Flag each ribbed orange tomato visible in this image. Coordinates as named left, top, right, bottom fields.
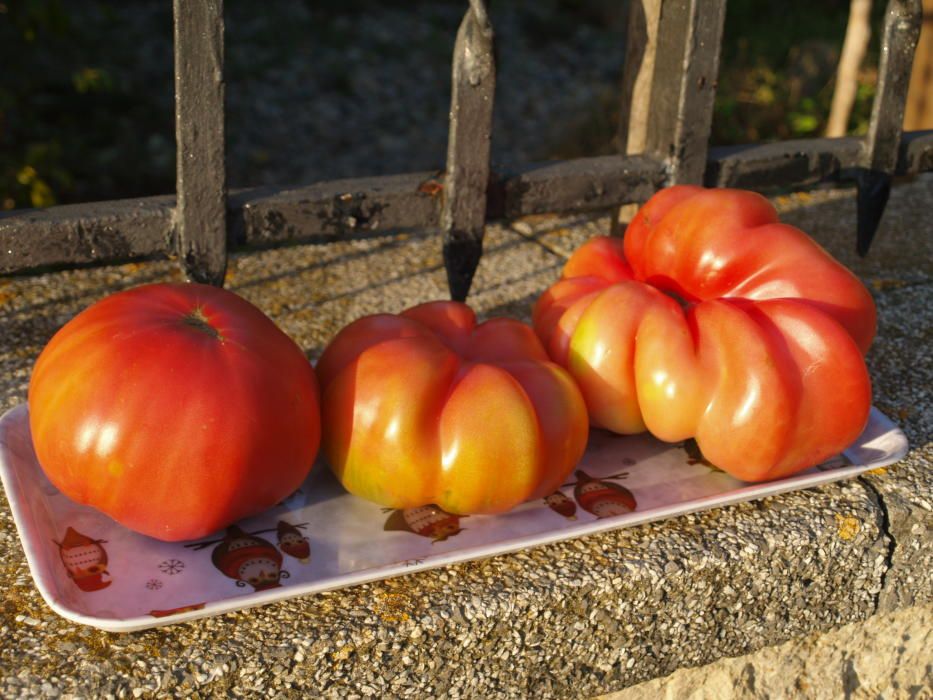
left=317, top=301, right=589, bottom=514
left=29, top=283, right=321, bottom=541
left=534, top=186, right=875, bottom=481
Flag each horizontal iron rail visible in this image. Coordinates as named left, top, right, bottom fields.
left=1, top=132, right=931, bottom=276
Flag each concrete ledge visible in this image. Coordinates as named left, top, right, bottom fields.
left=604, top=603, right=932, bottom=698
left=0, top=181, right=929, bottom=697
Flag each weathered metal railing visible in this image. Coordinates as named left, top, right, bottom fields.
left=1, top=0, right=929, bottom=300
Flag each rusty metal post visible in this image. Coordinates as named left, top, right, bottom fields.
left=857, top=0, right=922, bottom=255
left=618, top=0, right=662, bottom=157
left=174, top=0, right=228, bottom=285
left=643, top=0, right=727, bottom=185
left=441, top=0, right=496, bottom=302
left=610, top=0, right=663, bottom=236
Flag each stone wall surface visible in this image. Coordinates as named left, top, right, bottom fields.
left=0, top=181, right=929, bottom=697
left=602, top=604, right=932, bottom=700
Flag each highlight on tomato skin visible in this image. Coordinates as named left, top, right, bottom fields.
left=27, top=283, right=322, bottom=542
left=316, top=301, right=590, bottom=515
left=533, top=186, right=876, bottom=482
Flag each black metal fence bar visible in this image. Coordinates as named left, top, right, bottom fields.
left=899, top=129, right=933, bottom=171
left=500, top=154, right=666, bottom=219
left=0, top=197, right=174, bottom=274
left=230, top=173, right=442, bottom=247
left=856, top=0, right=922, bottom=254
left=2, top=132, right=932, bottom=277
left=644, top=0, right=727, bottom=184
left=173, top=0, right=227, bottom=285
left=706, top=137, right=865, bottom=190
left=441, top=0, right=496, bottom=302
left=0, top=1, right=930, bottom=281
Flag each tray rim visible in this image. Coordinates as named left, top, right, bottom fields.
left=0, top=403, right=909, bottom=633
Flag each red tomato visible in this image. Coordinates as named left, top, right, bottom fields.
left=316, top=301, right=589, bottom=514
left=28, top=283, right=321, bottom=541
left=534, top=186, right=875, bottom=481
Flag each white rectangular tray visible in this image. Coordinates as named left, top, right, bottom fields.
left=0, top=404, right=907, bottom=632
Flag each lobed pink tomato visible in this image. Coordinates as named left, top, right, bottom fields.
left=316, top=301, right=589, bottom=514
left=28, top=283, right=321, bottom=541
left=533, top=186, right=875, bottom=481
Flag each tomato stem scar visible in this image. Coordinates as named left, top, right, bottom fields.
left=183, top=306, right=222, bottom=340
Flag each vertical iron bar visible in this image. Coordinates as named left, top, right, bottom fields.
left=617, top=0, right=661, bottom=156
left=857, top=0, right=922, bottom=255
left=610, top=0, right=662, bottom=236
left=441, top=0, right=496, bottom=302
left=643, top=0, right=727, bottom=185
left=174, top=0, right=228, bottom=286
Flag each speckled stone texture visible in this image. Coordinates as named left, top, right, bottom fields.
left=603, top=603, right=932, bottom=699
left=0, top=180, right=930, bottom=698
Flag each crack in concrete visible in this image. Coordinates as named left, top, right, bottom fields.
left=857, top=476, right=897, bottom=614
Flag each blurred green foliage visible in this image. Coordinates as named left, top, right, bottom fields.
left=712, top=0, right=884, bottom=144
left=1, top=0, right=71, bottom=209
left=0, top=0, right=173, bottom=211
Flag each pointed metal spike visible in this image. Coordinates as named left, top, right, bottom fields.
left=440, top=1, right=495, bottom=304
left=855, top=0, right=921, bottom=256
left=856, top=169, right=892, bottom=257
left=443, top=237, right=483, bottom=303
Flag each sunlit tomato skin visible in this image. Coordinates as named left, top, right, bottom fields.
left=28, top=283, right=321, bottom=541
left=316, top=301, right=589, bottom=514
left=533, top=186, right=875, bottom=481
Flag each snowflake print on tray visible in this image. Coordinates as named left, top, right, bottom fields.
left=146, top=579, right=163, bottom=590
left=159, top=559, right=185, bottom=576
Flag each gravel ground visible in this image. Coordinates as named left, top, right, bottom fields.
left=224, top=1, right=626, bottom=186
left=0, top=181, right=930, bottom=696
left=71, top=0, right=627, bottom=197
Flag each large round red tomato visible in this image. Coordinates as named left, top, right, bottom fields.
left=317, top=301, right=589, bottom=514
left=28, top=283, right=321, bottom=541
left=534, top=186, right=875, bottom=481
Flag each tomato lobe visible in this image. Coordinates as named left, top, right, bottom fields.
left=28, top=283, right=321, bottom=541
left=534, top=186, right=874, bottom=481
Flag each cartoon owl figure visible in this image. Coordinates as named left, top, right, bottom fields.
left=573, top=470, right=637, bottom=519
left=384, top=505, right=464, bottom=542
left=276, top=520, right=311, bottom=563
left=55, top=527, right=111, bottom=592
left=211, top=526, right=288, bottom=591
